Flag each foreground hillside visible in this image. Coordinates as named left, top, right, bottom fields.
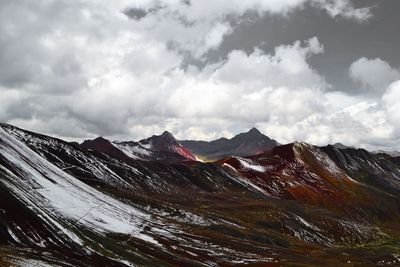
left=1, top=123, right=400, bottom=266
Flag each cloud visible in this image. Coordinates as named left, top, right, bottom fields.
left=123, top=8, right=150, bottom=20
left=313, top=0, right=373, bottom=22
left=204, top=23, right=233, bottom=51
left=349, top=57, right=400, bottom=94
left=1, top=0, right=395, bottom=153
left=128, top=0, right=372, bottom=22
left=256, top=80, right=400, bottom=150
left=214, top=37, right=325, bottom=86
left=257, top=95, right=394, bottom=150
left=122, top=0, right=371, bottom=58
left=383, top=81, right=400, bottom=131
left=164, top=37, right=327, bottom=123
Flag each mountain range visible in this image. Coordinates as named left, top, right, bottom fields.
left=1, top=122, right=400, bottom=266
left=181, top=127, right=279, bottom=160
left=81, top=130, right=197, bottom=163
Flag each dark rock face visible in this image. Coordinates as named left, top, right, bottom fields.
left=0, top=123, right=400, bottom=266
left=181, top=127, right=279, bottom=160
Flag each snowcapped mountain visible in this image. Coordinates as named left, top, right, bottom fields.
left=181, top=127, right=279, bottom=160
left=1, top=123, right=400, bottom=266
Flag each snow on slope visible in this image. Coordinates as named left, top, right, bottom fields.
left=0, top=127, right=153, bottom=242
left=113, top=142, right=151, bottom=159
left=222, top=163, right=270, bottom=196
left=293, top=142, right=359, bottom=182
left=236, top=157, right=266, bottom=172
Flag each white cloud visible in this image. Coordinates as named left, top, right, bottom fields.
left=214, top=37, right=325, bottom=88
left=313, top=0, right=373, bottom=22
left=349, top=57, right=400, bottom=94
left=204, top=23, right=233, bottom=51
left=258, top=98, right=394, bottom=150
left=383, top=81, right=400, bottom=129
left=162, top=38, right=326, bottom=124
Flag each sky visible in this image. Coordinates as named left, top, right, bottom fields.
left=1, top=0, right=400, bottom=151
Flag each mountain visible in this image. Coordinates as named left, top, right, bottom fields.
left=1, top=122, right=400, bottom=266
left=81, top=136, right=133, bottom=161
left=181, top=127, right=279, bottom=160
left=332, top=142, right=350, bottom=149
left=321, top=145, right=400, bottom=195
left=219, top=142, right=381, bottom=205
left=81, top=131, right=197, bottom=163
left=373, top=149, right=400, bottom=157
left=138, top=131, right=197, bottom=161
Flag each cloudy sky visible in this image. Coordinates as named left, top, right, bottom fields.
left=1, top=0, right=400, bottom=151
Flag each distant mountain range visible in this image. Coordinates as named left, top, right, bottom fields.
left=181, top=127, right=280, bottom=160
left=81, top=127, right=278, bottom=162
left=1, top=122, right=400, bottom=266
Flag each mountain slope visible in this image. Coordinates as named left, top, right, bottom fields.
left=219, top=142, right=368, bottom=205
left=322, top=145, right=400, bottom=195
left=0, top=125, right=161, bottom=266
left=181, top=128, right=279, bottom=160
left=1, top=123, right=400, bottom=266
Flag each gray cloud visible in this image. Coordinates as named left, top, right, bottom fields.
left=124, top=8, right=149, bottom=20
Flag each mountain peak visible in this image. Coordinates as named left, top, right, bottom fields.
left=234, top=127, right=271, bottom=142
left=81, top=136, right=112, bottom=147
left=153, top=131, right=177, bottom=145
left=139, top=131, right=197, bottom=161
left=81, top=136, right=130, bottom=161
left=160, top=130, right=175, bottom=139
left=247, top=127, right=262, bottom=135
left=332, top=142, right=349, bottom=150
left=92, top=136, right=110, bottom=143
left=181, top=128, right=279, bottom=160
